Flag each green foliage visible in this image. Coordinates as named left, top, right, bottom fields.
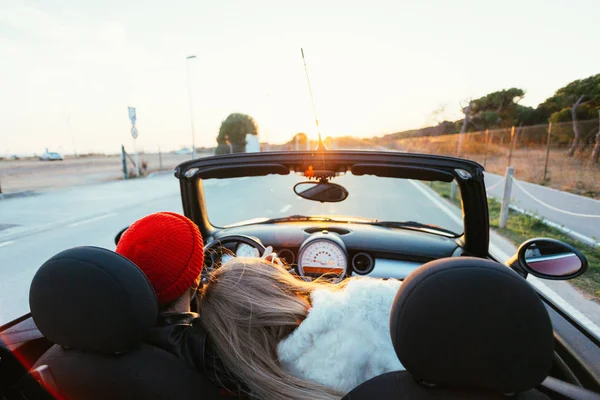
left=430, top=185, right=600, bottom=300
left=467, top=88, right=526, bottom=129
left=549, top=104, right=598, bottom=123
left=437, top=121, right=459, bottom=135
left=216, top=113, right=259, bottom=153
left=515, top=104, right=547, bottom=126
left=462, top=75, right=599, bottom=130
left=215, top=143, right=231, bottom=155
left=540, top=74, right=600, bottom=121
left=487, top=198, right=600, bottom=299
left=470, top=88, right=525, bottom=115
left=480, top=111, right=500, bottom=127
left=372, top=74, right=600, bottom=147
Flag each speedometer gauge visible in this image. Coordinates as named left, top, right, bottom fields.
left=236, top=243, right=260, bottom=258
left=297, top=232, right=347, bottom=282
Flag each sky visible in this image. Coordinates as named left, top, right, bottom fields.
left=1, top=0, right=599, bottom=155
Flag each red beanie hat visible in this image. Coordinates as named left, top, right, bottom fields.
left=116, top=212, right=204, bottom=304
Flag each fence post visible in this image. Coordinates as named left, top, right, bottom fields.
left=507, top=126, right=516, bottom=167
left=158, top=146, right=163, bottom=170
left=121, top=145, right=128, bottom=180
left=483, top=129, right=489, bottom=168
left=499, top=166, right=514, bottom=228
left=543, top=123, right=552, bottom=184
left=450, top=180, right=458, bottom=200
left=456, top=133, right=463, bottom=157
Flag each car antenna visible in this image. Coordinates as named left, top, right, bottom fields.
left=301, top=48, right=327, bottom=152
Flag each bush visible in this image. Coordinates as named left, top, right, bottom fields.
left=216, top=113, right=258, bottom=152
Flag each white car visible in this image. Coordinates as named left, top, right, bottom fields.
left=175, top=147, right=193, bottom=155
left=39, top=151, right=64, bottom=161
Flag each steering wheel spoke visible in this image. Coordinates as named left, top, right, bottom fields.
left=202, top=235, right=267, bottom=277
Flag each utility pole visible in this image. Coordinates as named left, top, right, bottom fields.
left=186, top=55, right=197, bottom=159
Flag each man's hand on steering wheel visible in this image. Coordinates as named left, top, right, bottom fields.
left=261, top=245, right=298, bottom=275
left=261, top=246, right=283, bottom=266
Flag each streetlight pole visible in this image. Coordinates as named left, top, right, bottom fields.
left=186, top=55, right=197, bottom=159
left=263, top=93, right=271, bottom=151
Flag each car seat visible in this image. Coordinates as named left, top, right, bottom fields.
left=28, top=246, right=218, bottom=400
left=343, top=257, right=553, bottom=399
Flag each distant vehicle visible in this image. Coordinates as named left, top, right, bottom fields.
left=175, top=147, right=193, bottom=155
left=39, top=151, right=64, bottom=161
left=9, top=155, right=20, bottom=160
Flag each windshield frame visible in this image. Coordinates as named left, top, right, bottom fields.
left=175, top=150, right=488, bottom=257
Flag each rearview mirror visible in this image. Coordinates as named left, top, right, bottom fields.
left=294, top=181, right=348, bottom=203
left=517, top=238, right=587, bottom=280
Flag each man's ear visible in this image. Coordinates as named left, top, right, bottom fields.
left=192, top=274, right=202, bottom=289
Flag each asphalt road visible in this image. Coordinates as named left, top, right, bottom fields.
left=0, top=172, right=598, bottom=339
left=203, top=174, right=462, bottom=232
left=0, top=174, right=183, bottom=323
left=485, top=172, right=600, bottom=243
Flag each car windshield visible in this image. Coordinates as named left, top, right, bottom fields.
left=203, top=174, right=462, bottom=235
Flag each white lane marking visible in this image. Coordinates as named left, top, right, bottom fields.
left=484, top=177, right=505, bottom=192
left=0, top=241, right=15, bottom=248
left=508, top=204, right=600, bottom=247
left=489, top=243, right=600, bottom=338
left=279, top=204, right=292, bottom=213
left=512, top=178, right=600, bottom=218
left=408, top=180, right=463, bottom=226
left=67, top=213, right=117, bottom=228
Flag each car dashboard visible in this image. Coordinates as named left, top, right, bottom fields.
left=208, top=222, right=466, bottom=280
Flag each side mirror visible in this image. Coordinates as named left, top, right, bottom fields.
left=515, top=238, right=588, bottom=280
left=294, top=181, right=348, bottom=203
left=114, top=226, right=129, bottom=246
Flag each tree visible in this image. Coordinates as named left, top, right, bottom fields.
left=592, top=111, right=600, bottom=165
left=215, top=113, right=259, bottom=155
left=515, top=104, right=547, bottom=126
left=468, top=88, right=526, bottom=129
left=539, top=74, right=600, bottom=119
left=537, top=75, right=600, bottom=157
left=426, top=104, right=450, bottom=135
left=459, top=101, right=472, bottom=133
left=292, top=133, right=309, bottom=150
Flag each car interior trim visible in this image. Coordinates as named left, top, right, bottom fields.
left=361, top=258, right=422, bottom=279
left=351, top=164, right=455, bottom=182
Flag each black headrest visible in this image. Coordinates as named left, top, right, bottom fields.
left=390, top=257, right=553, bottom=394
left=30, top=247, right=158, bottom=354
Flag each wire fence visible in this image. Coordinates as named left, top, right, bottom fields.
left=384, top=119, right=600, bottom=197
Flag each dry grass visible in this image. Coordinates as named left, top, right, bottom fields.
left=393, top=131, right=600, bottom=198
left=0, top=153, right=206, bottom=193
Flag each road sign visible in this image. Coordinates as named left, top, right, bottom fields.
left=128, top=107, right=136, bottom=125
left=131, top=126, right=138, bottom=139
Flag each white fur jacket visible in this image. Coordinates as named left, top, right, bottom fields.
left=277, top=277, right=405, bottom=394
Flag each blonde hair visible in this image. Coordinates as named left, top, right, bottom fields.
left=198, top=257, right=345, bottom=400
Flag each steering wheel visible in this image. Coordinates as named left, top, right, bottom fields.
left=201, top=234, right=266, bottom=284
